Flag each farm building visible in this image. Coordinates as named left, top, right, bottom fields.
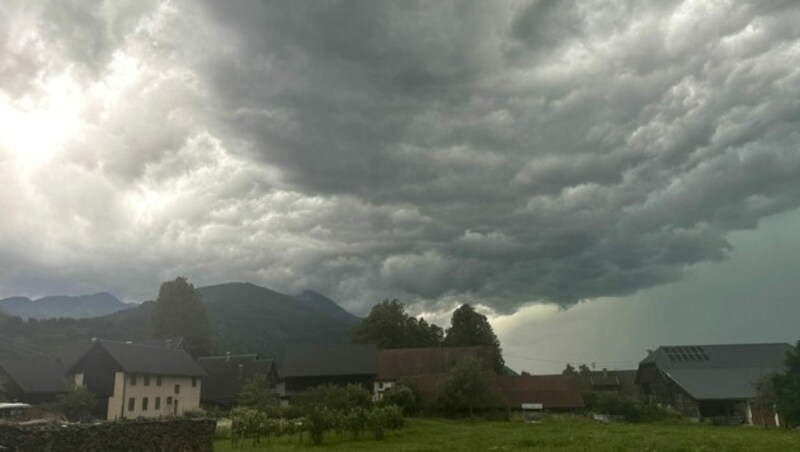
left=375, top=346, right=495, bottom=400
left=197, top=354, right=277, bottom=408
left=0, top=357, right=71, bottom=404
left=636, top=343, right=791, bottom=426
left=496, top=375, right=585, bottom=412
left=278, top=344, right=377, bottom=401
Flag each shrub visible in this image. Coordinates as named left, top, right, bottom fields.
left=380, top=384, right=418, bottom=415
left=300, top=383, right=373, bottom=413
left=306, top=406, right=327, bottom=446
left=56, top=384, right=97, bottom=422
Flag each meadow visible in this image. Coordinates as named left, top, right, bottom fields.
left=214, top=417, right=800, bottom=451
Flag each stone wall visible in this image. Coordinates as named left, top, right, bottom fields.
left=0, top=418, right=215, bottom=452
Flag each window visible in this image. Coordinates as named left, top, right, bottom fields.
left=155, top=397, right=161, bottom=410
left=144, top=375, right=150, bottom=386
left=130, top=374, right=137, bottom=386
left=157, top=375, right=162, bottom=386
left=174, top=384, right=180, bottom=394
left=142, top=397, right=149, bottom=411
left=128, top=397, right=135, bottom=412
left=167, top=397, right=173, bottom=405
left=192, top=377, right=197, bottom=388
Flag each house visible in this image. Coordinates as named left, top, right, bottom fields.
left=375, top=346, right=496, bottom=401
left=636, top=343, right=792, bottom=425
left=0, top=357, right=72, bottom=404
left=279, top=344, right=377, bottom=401
left=197, top=354, right=278, bottom=408
left=68, top=339, right=207, bottom=420
left=495, top=375, right=585, bottom=412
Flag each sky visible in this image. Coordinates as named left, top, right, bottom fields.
left=1, top=1, right=799, bottom=370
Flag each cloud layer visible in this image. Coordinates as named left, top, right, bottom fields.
left=1, top=1, right=800, bottom=313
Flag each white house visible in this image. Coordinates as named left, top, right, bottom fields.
left=69, top=340, right=207, bottom=420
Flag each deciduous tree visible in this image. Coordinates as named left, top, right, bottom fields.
left=437, top=355, right=498, bottom=419
left=352, top=299, right=443, bottom=348
left=773, top=340, right=800, bottom=427
left=444, top=304, right=505, bottom=374
left=238, top=374, right=278, bottom=412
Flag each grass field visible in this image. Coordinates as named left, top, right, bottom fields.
left=214, top=417, right=800, bottom=451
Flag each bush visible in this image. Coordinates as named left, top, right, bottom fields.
left=380, top=384, right=418, bottom=415
left=300, top=384, right=373, bottom=413
left=305, top=406, right=327, bottom=446
left=56, top=385, right=97, bottom=422
left=595, top=393, right=683, bottom=423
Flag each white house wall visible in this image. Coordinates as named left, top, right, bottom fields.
left=107, top=372, right=201, bottom=420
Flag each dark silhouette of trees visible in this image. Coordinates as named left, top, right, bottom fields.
left=151, top=277, right=214, bottom=356
left=774, top=340, right=800, bottom=427
left=444, top=304, right=505, bottom=374
left=352, top=299, right=443, bottom=348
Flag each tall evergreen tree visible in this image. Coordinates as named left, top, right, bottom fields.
left=151, top=277, right=214, bottom=356
left=443, top=304, right=505, bottom=374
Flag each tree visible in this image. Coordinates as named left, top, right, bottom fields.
left=444, top=304, right=505, bottom=374
left=238, top=374, right=278, bottom=412
left=151, top=277, right=214, bottom=356
left=437, top=355, right=498, bottom=419
left=578, top=364, right=593, bottom=377
left=562, top=364, right=577, bottom=376
left=773, top=340, right=800, bottom=427
left=753, top=374, right=778, bottom=428
left=57, top=385, right=97, bottom=422
left=352, top=299, right=443, bottom=349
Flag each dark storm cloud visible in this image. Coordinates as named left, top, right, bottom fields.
left=1, top=0, right=800, bottom=314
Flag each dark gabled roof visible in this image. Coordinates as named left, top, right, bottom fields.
left=496, top=375, right=585, bottom=409
left=640, top=343, right=792, bottom=370
left=377, top=346, right=495, bottom=380
left=282, top=344, right=377, bottom=378
left=639, top=343, right=792, bottom=401
left=0, top=357, right=71, bottom=394
left=197, top=355, right=277, bottom=404
left=70, top=340, right=207, bottom=377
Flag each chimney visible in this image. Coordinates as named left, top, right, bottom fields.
left=226, top=351, right=231, bottom=362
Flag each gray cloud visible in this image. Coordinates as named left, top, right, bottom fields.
left=1, top=1, right=800, bottom=315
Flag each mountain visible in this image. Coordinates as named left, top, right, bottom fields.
left=199, top=283, right=359, bottom=360
left=0, top=283, right=359, bottom=361
left=0, top=293, right=130, bottom=319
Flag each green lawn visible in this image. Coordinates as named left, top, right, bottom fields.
left=214, top=417, right=800, bottom=451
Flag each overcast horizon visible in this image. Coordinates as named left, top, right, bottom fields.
left=2, top=1, right=800, bottom=373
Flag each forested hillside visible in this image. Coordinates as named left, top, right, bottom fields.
left=0, top=283, right=358, bottom=360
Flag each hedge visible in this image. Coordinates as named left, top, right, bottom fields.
left=0, top=418, right=215, bottom=452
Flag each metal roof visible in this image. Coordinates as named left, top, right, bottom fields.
left=640, top=342, right=792, bottom=400
left=282, top=344, right=377, bottom=378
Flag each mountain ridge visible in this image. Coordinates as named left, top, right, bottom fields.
left=0, top=292, right=129, bottom=319
left=0, top=282, right=359, bottom=361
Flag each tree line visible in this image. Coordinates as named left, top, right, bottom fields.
left=351, top=299, right=505, bottom=374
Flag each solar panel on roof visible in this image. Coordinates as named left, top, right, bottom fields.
left=664, top=346, right=710, bottom=362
